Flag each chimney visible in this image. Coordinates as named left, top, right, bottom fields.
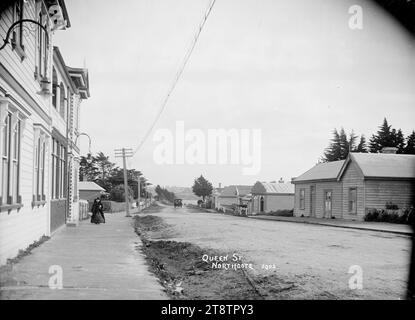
left=278, top=177, right=284, bottom=183
left=381, top=147, right=398, bottom=154
left=219, top=183, right=222, bottom=189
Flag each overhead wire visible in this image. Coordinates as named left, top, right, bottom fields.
left=132, top=0, right=217, bottom=157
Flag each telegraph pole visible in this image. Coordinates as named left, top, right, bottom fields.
left=115, top=148, right=133, bottom=217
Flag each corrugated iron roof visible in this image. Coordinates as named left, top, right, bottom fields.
left=219, top=185, right=252, bottom=197
left=293, top=160, right=345, bottom=182
left=293, top=153, right=415, bottom=183
left=78, top=181, right=105, bottom=191
left=252, top=181, right=294, bottom=194
left=350, top=153, right=415, bottom=179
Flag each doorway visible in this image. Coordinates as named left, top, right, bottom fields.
left=324, top=190, right=332, bottom=218
left=260, top=196, right=265, bottom=213
left=310, top=185, right=316, bottom=217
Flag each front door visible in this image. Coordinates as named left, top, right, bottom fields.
left=310, top=186, right=316, bottom=217
left=260, top=196, right=264, bottom=212
left=324, top=190, right=332, bottom=218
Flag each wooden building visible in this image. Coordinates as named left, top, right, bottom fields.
left=292, top=151, right=415, bottom=220
left=79, top=181, right=105, bottom=202
left=215, top=185, right=252, bottom=212
left=0, top=0, right=89, bottom=265
left=251, top=181, right=294, bottom=214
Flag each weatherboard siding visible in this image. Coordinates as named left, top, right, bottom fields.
left=294, top=182, right=343, bottom=219
left=0, top=1, right=53, bottom=265
left=315, top=182, right=343, bottom=219
left=264, top=194, right=294, bottom=212
left=0, top=1, right=51, bottom=116
left=364, top=180, right=414, bottom=210
left=341, top=160, right=365, bottom=220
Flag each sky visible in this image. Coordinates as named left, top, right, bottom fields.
left=54, top=0, right=415, bottom=188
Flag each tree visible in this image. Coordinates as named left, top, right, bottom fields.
left=109, top=184, right=134, bottom=202
left=79, top=151, right=149, bottom=197
left=355, top=135, right=368, bottom=153
left=391, top=128, right=405, bottom=154
left=192, top=175, right=213, bottom=201
left=369, top=118, right=405, bottom=153
left=79, top=153, right=99, bottom=181
left=323, top=128, right=360, bottom=162
left=154, top=185, right=175, bottom=203
left=404, top=131, right=415, bottom=154
left=93, top=152, right=115, bottom=181
left=323, top=129, right=342, bottom=162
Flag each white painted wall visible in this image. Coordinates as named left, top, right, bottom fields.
left=0, top=1, right=53, bottom=265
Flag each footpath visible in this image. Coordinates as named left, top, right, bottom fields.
left=250, top=215, right=413, bottom=236
left=188, top=205, right=412, bottom=236
left=0, top=212, right=167, bottom=300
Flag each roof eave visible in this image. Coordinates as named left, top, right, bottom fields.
left=292, top=178, right=339, bottom=184
left=364, top=176, right=415, bottom=181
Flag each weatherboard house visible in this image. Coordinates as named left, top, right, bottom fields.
left=251, top=180, right=295, bottom=214
left=215, top=185, right=252, bottom=212
left=292, top=149, right=415, bottom=221
left=0, top=0, right=89, bottom=265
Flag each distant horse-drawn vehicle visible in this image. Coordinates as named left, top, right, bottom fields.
left=174, top=199, right=183, bottom=208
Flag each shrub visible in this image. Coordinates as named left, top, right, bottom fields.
left=364, top=207, right=413, bottom=225
left=364, top=209, right=379, bottom=221
left=385, top=202, right=399, bottom=210
left=109, top=184, right=134, bottom=202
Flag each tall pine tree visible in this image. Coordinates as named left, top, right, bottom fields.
left=323, top=128, right=361, bottom=162
left=355, top=135, right=368, bottom=153
left=391, top=128, right=405, bottom=154
left=369, top=118, right=404, bottom=153
left=323, top=129, right=342, bottom=162
left=404, top=131, right=415, bottom=154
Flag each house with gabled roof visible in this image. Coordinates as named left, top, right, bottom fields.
left=251, top=180, right=295, bottom=214
left=215, top=185, right=252, bottom=212
left=292, top=149, right=415, bottom=220
left=79, top=181, right=106, bottom=202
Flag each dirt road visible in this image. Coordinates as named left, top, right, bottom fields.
left=136, top=204, right=411, bottom=299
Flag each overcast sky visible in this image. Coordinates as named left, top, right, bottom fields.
left=54, top=0, right=415, bottom=188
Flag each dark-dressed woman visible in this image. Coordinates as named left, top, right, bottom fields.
left=91, top=198, right=105, bottom=224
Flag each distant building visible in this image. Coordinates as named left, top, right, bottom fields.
left=215, top=185, right=252, bottom=212
left=292, top=150, right=415, bottom=220
left=79, top=181, right=106, bottom=202
left=251, top=181, right=294, bottom=214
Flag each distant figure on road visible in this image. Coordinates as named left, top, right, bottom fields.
left=91, top=198, right=105, bottom=224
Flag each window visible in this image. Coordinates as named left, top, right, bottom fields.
left=36, top=3, right=49, bottom=79
left=59, top=83, right=66, bottom=119
left=12, top=0, right=25, bottom=53
left=348, top=187, right=357, bottom=214
left=0, top=112, right=22, bottom=207
left=11, top=120, right=20, bottom=202
left=51, top=138, right=66, bottom=199
left=299, top=188, right=305, bottom=210
left=52, top=68, right=58, bottom=108
left=73, top=167, right=78, bottom=202
left=1, top=114, right=11, bottom=205
left=33, top=130, right=47, bottom=204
